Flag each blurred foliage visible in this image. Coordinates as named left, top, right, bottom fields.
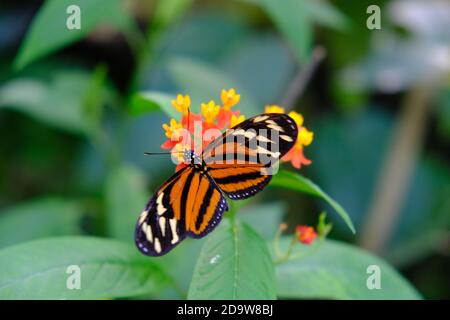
left=0, top=0, right=448, bottom=299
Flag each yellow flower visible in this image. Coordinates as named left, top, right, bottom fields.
left=229, top=114, right=246, bottom=128
left=162, top=119, right=183, bottom=139
left=288, top=111, right=304, bottom=127
left=221, top=88, right=240, bottom=110
left=265, top=105, right=285, bottom=114
left=171, top=94, right=191, bottom=115
left=297, top=127, right=314, bottom=148
left=201, top=100, right=220, bottom=124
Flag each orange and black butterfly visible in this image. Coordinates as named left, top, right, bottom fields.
left=135, top=113, right=298, bottom=256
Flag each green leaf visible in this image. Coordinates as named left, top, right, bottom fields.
left=14, top=0, right=135, bottom=70
left=167, top=57, right=259, bottom=115
left=154, top=0, right=193, bottom=27
left=0, top=198, right=83, bottom=249
left=188, top=219, right=276, bottom=300
left=0, top=70, right=108, bottom=135
left=82, top=64, right=110, bottom=134
left=129, top=91, right=179, bottom=119
left=271, top=170, right=355, bottom=234
left=105, top=165, right=149, bottom=243
left=303, top=0, right=350, bottom=31
left=158, top=238, right=206, bottom=299
left=275, top=239, right=422, bottom=299
left=239, top=202, right=285, bottom=240
left=0, top=236, right=170, bottom=299
left=260, top=0, right=312, bottom=63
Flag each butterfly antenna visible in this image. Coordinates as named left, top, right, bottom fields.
left=144, top=152, right=183, bottom=156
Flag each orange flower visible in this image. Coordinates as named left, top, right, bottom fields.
left=282, top=146, right=311, bottom=169
left=217, top=108, right=240, bottom=128
left=295, top=225, right=317, bottom=244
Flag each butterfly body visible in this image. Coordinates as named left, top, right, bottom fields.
left=135, top=113, right=298, bottom=256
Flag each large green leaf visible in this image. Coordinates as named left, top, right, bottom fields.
left=271, top=170, right=355, bottom=233
left=105, top=165, right=149, bottom=243
left=128, top=91, right=179, bottom=119
left=260, top=0, right=312, bottom=63
left=167, top=57, right=259, bottom=115
left=14, top=0, right=135, bottom=69
left=188, top=219, right=276, bottom=300
left=275, top=239, right=422, bottom=299
left=0, top=197, right=83, bottom=249
left=0, top=236, right=170, bottom=299
left=239, top=202, right=285, bottom=240
left=0, top=70, right=107, bottom=135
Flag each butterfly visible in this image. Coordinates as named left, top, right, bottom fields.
left=135, top=113, right=298, bottom=256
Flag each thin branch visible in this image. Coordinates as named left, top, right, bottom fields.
left=281, top=46, right=327, bottom=109
left=359, top=83, right=437, bottom=254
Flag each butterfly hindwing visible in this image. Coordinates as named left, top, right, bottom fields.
left=135, top=167, right=228, bottom=256
left=184, top=172, right=228, bottom=238
left=206, top=163, right=272, bottom=200
left=203, top=113, right=298, bottom=199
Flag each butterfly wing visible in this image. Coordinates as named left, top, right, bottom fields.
left=135, top=166, right=228, bottom=256
left=202, top=113, right=298, bottom=200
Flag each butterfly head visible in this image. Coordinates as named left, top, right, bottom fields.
left=184, top=149, right=201, bottom=165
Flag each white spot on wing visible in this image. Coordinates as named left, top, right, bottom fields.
left=257, top=145, right=280, bottom=158
left=156, top=192, right=166, bottom=215
left=138, top=210, right=148, bottom=224
left=143, top=222, right=153, bottom=243
left=159, top=216, right=166, bottom=236
left=233, top=129, right=257, bottom=139
left=169, top=218, right=179, bottom=244
left=253, top=115, right=269, bottom=122
left=280, top=135, right=293, bottom=142
left=267, top=124, right=284, bottom=132
left=256, top=135, right=272, bottom=143
left=154, top=237, right=162, bottom=253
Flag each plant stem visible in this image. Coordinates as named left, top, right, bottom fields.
left=359, top=83, right=437, bottom=254
left=281, top=46, right=326, bottom=109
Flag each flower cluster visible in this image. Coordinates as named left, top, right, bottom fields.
left=160, top=89, right=314, bottom=171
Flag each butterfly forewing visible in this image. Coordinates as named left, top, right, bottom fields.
left=203, top=113, right=298, bottom=199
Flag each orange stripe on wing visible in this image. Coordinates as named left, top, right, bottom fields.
left=195, top=188, right=221, bottom=234
left=208, top=166, right=263, bottom=179
left=218, top=176, right=268, bottom=193
left=185, top=172, right=201, bottom=231
left=189, top=176, right=211, bottom=233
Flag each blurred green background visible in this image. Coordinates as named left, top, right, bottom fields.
left=0, top=0, right=448, bottom=299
